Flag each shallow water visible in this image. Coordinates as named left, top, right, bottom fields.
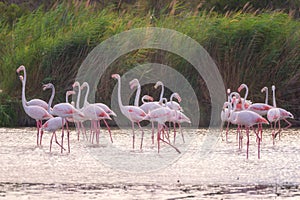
left=0, top=127, right=299, bottom=199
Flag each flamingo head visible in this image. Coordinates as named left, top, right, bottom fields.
left=129, top=79, right=139, bottom=90
left=66, top=90, right=76, bottom=97
left=237, top=83, right=247, bottom=92
left=16, top=65, right=25, bottom=74
left=143, top=95, right=154, bottom=102
left=72, top=81, right=80, bottom=88
left=42, top=83, right=54, bottom=91
left=18, top=75, right=24, bottom=81
left=229, top=92, right=240, bottom=103
left=80, top=82, right=89, bottom=90
left=154, top=81, right=163, bottom=89
left=227, top=88, right=231, bottom=94
left=272, top=85, right=276, bottom=91
left=173, top=93, right=182, bottom=103
left=111, top=74, right=120, bottom=79
left=261, top=86, right=268, bottom=93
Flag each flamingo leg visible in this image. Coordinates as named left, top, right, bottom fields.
left=36, top=120, right=40, bottom=146
left=97, top=120, right=101, bottom=144
left=157, top=124, right=161, bottom=153
left=90, top=120, right=95, bottom=144
left=137, top=122, right=144, bottom=150
left=54, top=132, right=65, bottom=150
left=283, top=118, right=292, bottom=129
left=76, top=121, right=80, bottom=141
left=50, top=132, right=55, bottom=152
left=132, top=122, right=135, bottom=149
left=103, top=119, right=113, bottom=143
left=246, top=127, right=250, bottom=159
left=274, top=120, right=282, bottom=140
left=39, top=120, right=44, bottom=146
left=173, top=122, right=176, bottom=144
left=66, top=120, right=70, bottom=153
left=151, top=122, right=155, bottom=145
left=272, top=121, right=277, bottom=145
left=80, top=122, right=87, bottom=140
left=61, top=118, right=65, bottom=153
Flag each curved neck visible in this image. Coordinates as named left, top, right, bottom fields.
left=264, top=88, right=268, bottom=105
left=47, top=85, right=55, bottom=113
left=83, top=83, right=90, bottom=107
left=21, top=68, right=28, bottom=103
left=116, top=77, right=124, bottom=109
left=141, top=95, right=147, bottom=104
left=134, top=83, right=141, bottom=107
left=227, top=90, right=231, bottom=103
left=232, top=99, right=238, bottom=112
left=21, top=79, right=28, bottom=110
left=272, top=87, right=277, bottom=107
left=159, top=83, right=164, bottom=103
left=242, top=85, right=248, bottom=110
left=75, top=84, right=81, bottom=109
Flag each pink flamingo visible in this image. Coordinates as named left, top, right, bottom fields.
left=220, top=89, right=231, bottom=141
left=171, top=110, right=191, bottom=144
left=43, top=83, right=84, bottom=153
left=18, top=75, right=52, bottom=146
left=130, top=79, right=162, bottom=144
left=231, top=110, right=269, bottom=159
left=71, top=82, right=89, bottom=141
left=267, top=85, right=294, bottom=144
left=112, top=74, right=147, bottom=150
left=238, top=84, right=273, bottom=141
left=164, top=93, right=183, bottom=143
left=80, top=82, right=113, bottom=143
left=145, top=105, right=181, bottom=153
left=166, top=93, right=183, bottom=112
left=42, top=116, right=66, bottom=152
left=236, top=84, right=252, bottom=111
left=16, top=65, right=49, bottom=110
left=225, top=93, right=243, bottom=148
left=141, top=95, right=154, bottom=103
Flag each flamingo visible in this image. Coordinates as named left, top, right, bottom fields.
left=236, top=83, right=252, bottom=111
left=129, top=78, right=162, bottom=145
left=164, top=93, right=183, bottom=143
left=112, top=74, right=147, bottom=150
left=16, top=65, right=49, bottom=110
left=41, top=117, right=66, bottom=152
left=71, top=82, right=89, bottom=141
left=220, top=89, right=231, bottom=141
left=80, top=82, right=113, bottom=143
left=226, top=93, right=244, bottom=148
left=267, top=85, right=294, bottom=144
left=166, top=93, right=183, bottom=111
left=171, top=110, right=191, bottom=144
left=65, top=89, right=87, bottom=141
left=238, top=84, right=273, bottom=141
left=43, top=83, right=84, bottom=153
left=231, top=109, right=269, bottom=159
left=18, top=75, right=52, bottom=146
left=145, top=104, right=181, bottom=153
left=141, top=95, right=154, bottom=103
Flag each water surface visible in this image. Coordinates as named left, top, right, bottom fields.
left=0, top=127, right=299, bottom=199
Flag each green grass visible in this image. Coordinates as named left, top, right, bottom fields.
left=0, top=2, right=299, bottom=127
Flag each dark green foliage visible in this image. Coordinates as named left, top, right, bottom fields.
left=0, top=1, right=299, bottom=127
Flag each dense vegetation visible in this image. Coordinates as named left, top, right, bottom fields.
left=0, top=0, right=299, bottom=127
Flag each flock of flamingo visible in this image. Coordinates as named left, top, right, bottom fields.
left=16, top=65, right=294, bottom=158
left=16, top=65, right=191, bottom=154
left=221, top=84, right=294, bottom=159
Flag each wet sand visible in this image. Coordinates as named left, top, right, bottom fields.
left=0, top=127, right=299, bottom=199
